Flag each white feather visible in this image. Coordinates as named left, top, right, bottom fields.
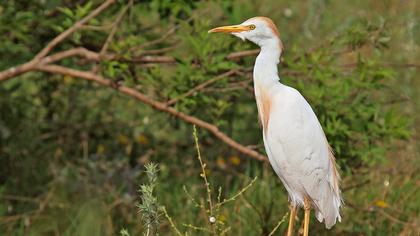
left=219, top=16, right=343, bottom=229
left=243, top=17, right=343, bottom=229
left=263, top=84, right=342, bottom=228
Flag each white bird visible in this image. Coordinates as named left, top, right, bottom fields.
left=209, top=17, right=342, bottom=236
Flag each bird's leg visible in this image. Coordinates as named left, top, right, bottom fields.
left=287, top=204, right=297, bottom=236
left=303, top=197, right=311, bottom=236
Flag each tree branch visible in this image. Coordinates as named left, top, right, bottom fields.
left=34, top=0, right=115, bottom=60
left=35, top=64, right=267, bottom=162
left=0, top=60, right=40, bottom=82
left=226, top=49, right=260, bottom=60
left=0, top=0, right=267, bottom=162
left=99, top=0, right=132, bottom=57
left=166, top=69, right=238, bottom=106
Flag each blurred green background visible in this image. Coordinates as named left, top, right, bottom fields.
left=0, top=0, right=419, bottom=235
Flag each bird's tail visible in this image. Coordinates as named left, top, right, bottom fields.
left=313, top=179, right=343, bottom=229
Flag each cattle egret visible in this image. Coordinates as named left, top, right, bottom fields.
left=209, top=17, right=342, bottom=235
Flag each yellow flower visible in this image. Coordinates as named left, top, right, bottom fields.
left=218, top=214, right=227, bottom=223
left=229, top=156, right=241, bottom=166
left=97, top=144, right=105, bottom=155
left=118, top=134, right=130, bottom=145
left=217, top=157, right=226, bottom=168
left=375, top=200, right=389, bottom=208
left=136, top=134, right=149, bottom=145
left=63, top=75, right=73, bottom=85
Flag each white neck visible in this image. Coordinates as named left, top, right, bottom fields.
left=253, top=39, right=282, bottom=86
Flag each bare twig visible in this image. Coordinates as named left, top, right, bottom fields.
left=376, top=209, right=419, bottom=228
left=80, top=23, right=114, bottom=31
left=182, top=223, right=212, bottom=233
left=0, top=60, right=40, bottom=81
left=182, top=186, right=204, bottom=209
left=128, top=55, right=176, bottom=64
left=341, top=62, right=420, bottom=69
left=202, top=79, right=253, bottom=93
left=268, top=213, right=289, bottom=236
left=342, top=179, right=371, bottom=192
left=41, top=47, right=100, bottom=64
left=215, top=177, right=257, bottom=208
left=34, top=0, right=115, bottom=60
left=139, top=26, right=180, bottom=49
left=162, top=207, right=183, bottom=236
left=93, top=0, right=133, bottom=73
left=166, top=69, right=238, bottom=106
left=193, top=126, right=216, bottom=234
left=0, top=194, right=40, bottom=203
left=226, top=49, right=260, bottom=60
left=99, top=0, right=132, bottom=57
left=140, top=45, right=177, bottom=55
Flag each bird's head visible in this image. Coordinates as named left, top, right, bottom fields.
left=209, top=16, right=284, bottom=52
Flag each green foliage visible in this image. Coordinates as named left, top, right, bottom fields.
left=282, top=19, right=411, bottom=168
left=0, top=0, right=418, bottom=235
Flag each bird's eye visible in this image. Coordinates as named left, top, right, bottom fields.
left=249, top=24, right=256, bottom=30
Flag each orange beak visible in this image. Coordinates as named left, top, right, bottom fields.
left=208, top=25, right=251, bottom=33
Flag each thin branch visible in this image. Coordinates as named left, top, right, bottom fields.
left=340, top=62, right=420, bottom=69
left=376, top=209, right=419, bottom=228
left=182, top=223, right=212, bottom=233
left=0, top=60, right=40, bottom=82
left=342, top=179, right=371, bottom=192
left=41, top=47, right=100, bottom=64
left=0, top=194, right=40, bottom=203
left=202, top=79, right=252, bottom=93
left=139, top=26, right=180, bottom=49
left=128, top=55, right=176, bottom=64
left=268, top=213, right=289, bottom=236
left=93, top=0, right=132, bottom=73
left=99, top=0, right=133, bottom=57
left=162, top=207, right=183, bottom=236
left=80, top=23, right=113, bottom=31
left=215, top=177, right=257, bottom=208
left=166, top=69, right=238, bottom=106
left=34, top=0, right=116, bottom=60
left=43, top=47, right=175, bottom=65
left=226, top=49, right=260, bottom=60
left=192, top=126, right=215, bottom=233
left=36, top=64, right=267, bottom=162
left=182, top=185, right=204, bottom=209
left=139, top=45, right=177, bottom=55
